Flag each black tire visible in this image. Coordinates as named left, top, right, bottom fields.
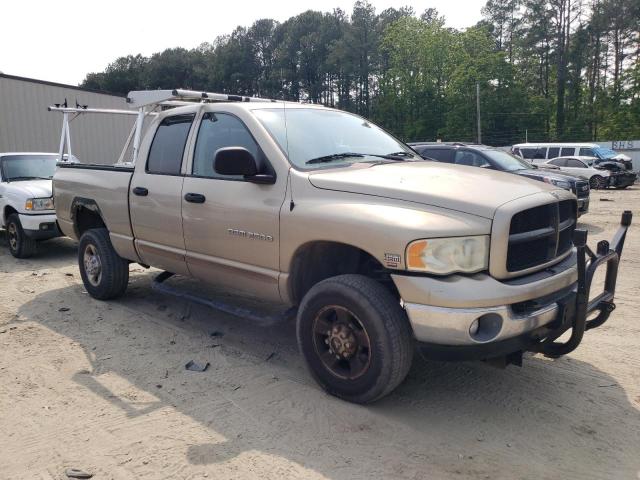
left=78, top=228, right=129, bottom=300
left=589, top=175, right=607, bottom=189
left=6, top=214, right=37, bottom=258
left=296, top=274, right=414, bottom=404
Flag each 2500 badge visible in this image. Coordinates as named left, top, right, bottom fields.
left=227, top=228, right=274, bottom=242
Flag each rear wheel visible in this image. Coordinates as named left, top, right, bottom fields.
left=6, top=214, right=37, bottom=258
left=78, top=228, right=129, bottom=300
left=589, top=175, right=607, bottom=189
left=297, top=274, right=414, bottom=404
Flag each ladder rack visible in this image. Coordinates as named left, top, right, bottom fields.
left=49, top=88, right=283, bottom=166
left=126, top=89, right=280, bottom=108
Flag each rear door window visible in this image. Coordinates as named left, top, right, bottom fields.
left=420, top=148, right=455, bottom=163
left=147, top=114, right=195, bottom=175
left=560, top=147, right=575, bottom=156
left=549, top=158, right=567, bottom=167
left=454, top=150, right=490, bottom=167
left=547, top=147, right=560, bottom=159
left=567, top=159, right=586, bottom=168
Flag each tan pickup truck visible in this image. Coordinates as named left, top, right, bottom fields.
left=52, top=90, right=632, bottom=403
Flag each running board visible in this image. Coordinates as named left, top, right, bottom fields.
left=151, top=271, right=297, bottom=326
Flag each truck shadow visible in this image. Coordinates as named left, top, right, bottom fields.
left=0, top=232, right=77, bottom=272
left=15, top=273, right=640, bottom=479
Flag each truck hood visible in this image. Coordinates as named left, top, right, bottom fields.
left=308, top=162, right=559, bottom=219
left=3, top=179, right=53, bottom=198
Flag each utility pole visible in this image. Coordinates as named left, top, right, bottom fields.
left=525, top=129, right=528, bottom=143
left=476, top=82, right=481, bottom=144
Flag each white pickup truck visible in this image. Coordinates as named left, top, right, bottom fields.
left=0, top=152, right=62, bottom=257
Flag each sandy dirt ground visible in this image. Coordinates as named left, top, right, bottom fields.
left=1, top=187, right=639, bottom=480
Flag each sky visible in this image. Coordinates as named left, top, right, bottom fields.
left=0, top=0, right=485, bottom=86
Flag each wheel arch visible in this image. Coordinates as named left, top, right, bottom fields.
left=287, top=240, right=398, bottom=305
left=70, top=197, right=107, bottom=238
left=3, top=205, right=18, bottom=226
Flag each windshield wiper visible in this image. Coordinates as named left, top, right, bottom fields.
left=305, top=151, right=417, bottom=165
left=305, top=153, right=366, bottom=164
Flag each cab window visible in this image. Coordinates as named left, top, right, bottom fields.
left=192, top=112, right=261, bottom=179
left=147, top=114, right=194, bottom=175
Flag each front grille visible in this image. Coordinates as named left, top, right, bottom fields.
left=507, top=200, right=576, bottom=272
left=574, top=180, right=590, bottom=198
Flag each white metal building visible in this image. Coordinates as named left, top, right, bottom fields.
left=0, top=73, right=134, bottom=164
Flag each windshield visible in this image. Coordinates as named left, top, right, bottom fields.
left=593, top=147, right=617, bottom=159
left=253, top=108, right=414, bottom=169
left=0, top=155, right=58, bottom=181
left=482, top=149, right=533, bottom=171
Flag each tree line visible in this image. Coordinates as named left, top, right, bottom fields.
left=82, top=0, right=640, bottom=146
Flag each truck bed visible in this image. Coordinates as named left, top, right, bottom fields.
left=54, top=163, right=135, bottom=245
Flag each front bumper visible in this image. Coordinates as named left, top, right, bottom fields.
left=610, top=172, right=637, bottom=188
left=18, top=213, right=61, bottom=240
left=395, top=211, right=632, bottom=360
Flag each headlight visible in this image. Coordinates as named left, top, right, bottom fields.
left=25, top=197, right=54, bottom=211
left=543, top=177, right=571, bottom=190
left=406, top=236, right=489, bottom=274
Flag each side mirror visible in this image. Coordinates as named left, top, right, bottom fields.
left=214, top=147, right=259, bottom=176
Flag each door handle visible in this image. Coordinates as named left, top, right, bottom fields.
left=132, top=187, right=148, bottom=196
left=184, top=192, right=206, bottom=203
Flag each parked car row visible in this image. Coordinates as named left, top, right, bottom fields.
left=409, top=142, right=592, bottom=216
left=511, top=142, right=637, bottom=189
left=0, top=92, right=633, bottom=404
left=538, top=156, right=637, bottom=190
left=512, top=142, right=634, bottom=171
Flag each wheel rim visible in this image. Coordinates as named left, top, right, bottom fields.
left=590, top=176, right=605, bottom=189
left=7, top=222, right=18, bottom=251
left=83, top=244, right=102, bottom=286
left=312, top=305, right=372, bottom=380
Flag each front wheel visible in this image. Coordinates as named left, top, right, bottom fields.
left=6, top=214, right=37, bottom=258
left=78, top=228, right=129, bottom=300
left=296, top=274, right=414, bottom=404
left=590, top=175, right=607, bottom=189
